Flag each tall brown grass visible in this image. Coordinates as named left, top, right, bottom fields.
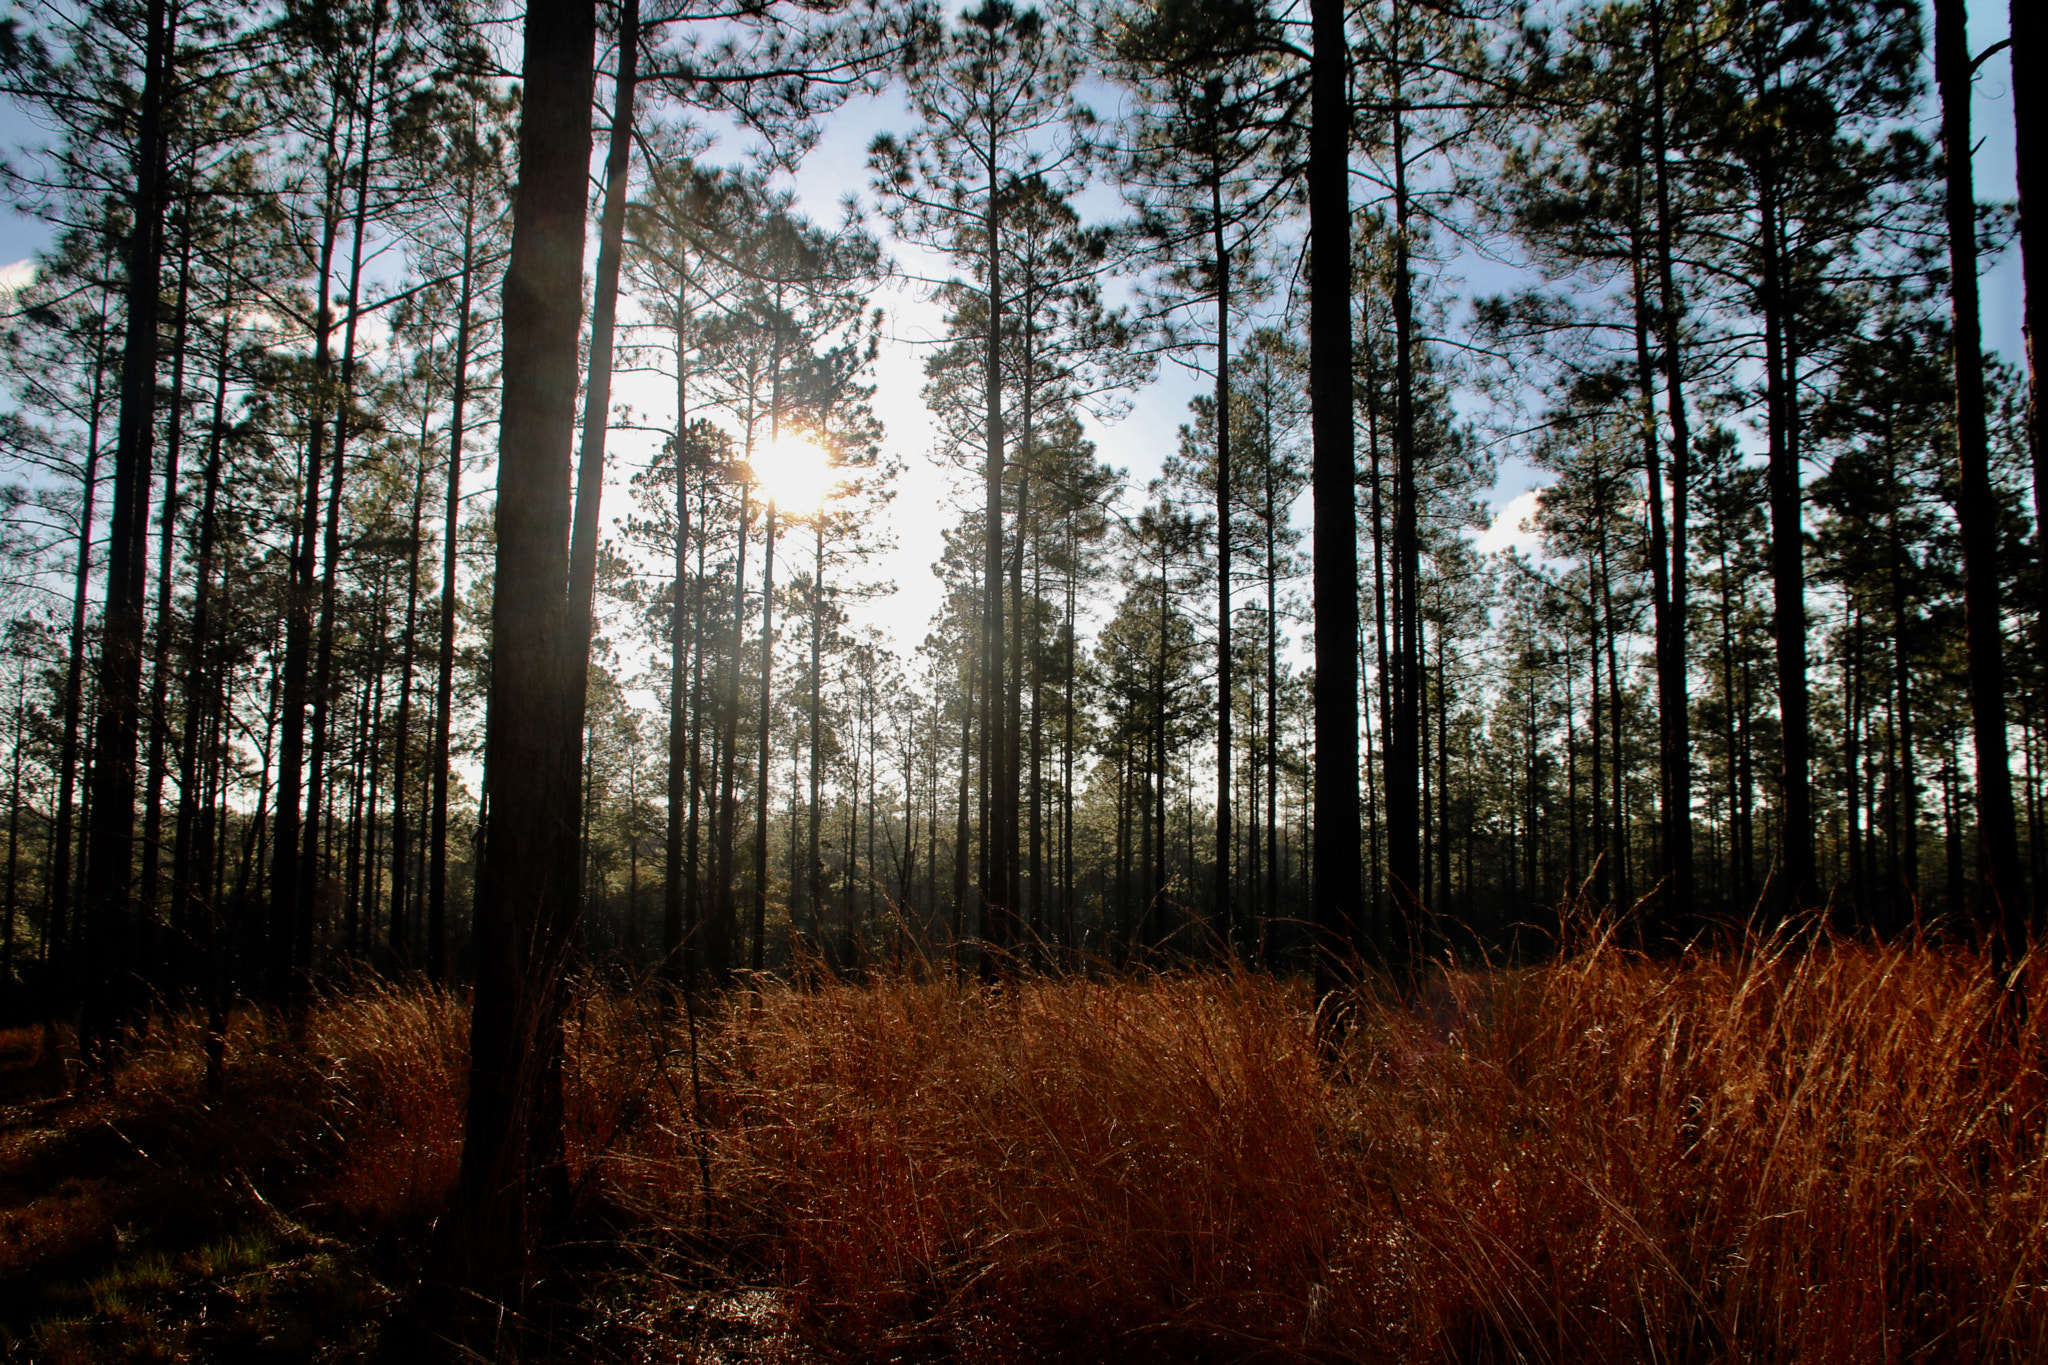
left=699, top=932, right=2048, bottom=1362
left=14, top=934, right=2044, bottom=1363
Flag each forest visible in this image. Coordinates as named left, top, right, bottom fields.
left=0, top=0, right=2044, bottom=1358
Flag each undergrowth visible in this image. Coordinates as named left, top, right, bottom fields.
left=1, top=931, right=2041, bottom=1362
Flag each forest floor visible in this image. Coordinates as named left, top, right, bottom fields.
left=0, top=930, right=2043, bottom=1363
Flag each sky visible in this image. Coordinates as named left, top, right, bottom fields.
left=0, top=1, right=2031, bottom=672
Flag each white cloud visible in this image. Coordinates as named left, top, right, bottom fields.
left=1473, top=486, right=1547, bottom=558
left=0, top=259, right=36, bottom=293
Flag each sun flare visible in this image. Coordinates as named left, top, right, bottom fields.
left=757, top=435, right=840, bottom=512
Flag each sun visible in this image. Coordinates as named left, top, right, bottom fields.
left=756, top=435, right=841, bottom=513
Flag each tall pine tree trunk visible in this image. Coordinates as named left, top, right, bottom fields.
left=7, top=676, right=24, bottom=975
left=388, top=399, right=430, bottom=967
left=569, top=0, right=638, bottom=650
left=1936, top=0, right=2025, bottom=947
left=1388, top=37, right=1423, bottom=967
left=453, top=0, right=595, bottom=1286
left=1006, top=456, right=1027, bottom=933
left=172, top=263, right=235, bottom=996
left=271, top=166, right=340, bottom=1002
left=1648, top=0, right=1694, bottom=934
left=979, top=136, right=1010, bottom=974
left=807, top=520, right=825, bottom=948
left=753, top=506, right=776, bottom=972
left=684, top=482, right=709, bottom=970
left=1633, top=235, right=1674, bottom=915
left=1029, top=528, right=1044, bottom=952
left=79, top=0, right=173, bottom=1059
left=952, top=673, right=971, bottom=961
left=664, top=266, right=691, bottom=981
left=1266, top=438, right=1282, bottom=963
left=1366, top=336, right=1391, bottom=956
left=139, top=230, right=192, bottom=978
left=1064, top=562, right=1078, bottom=956
left=427, top=182, right=477, bottom=986
left=1210, top=140, right=1234, bottom=955
left=50, top=287, right=113, bottom=989
left=1308, top=0, right=1359, bottom=999
left=711, top=490, right=750, bottom=984
left=2015, top=2, right=2048, bottom=782
left=1758, top=151, right=1813, bottom=913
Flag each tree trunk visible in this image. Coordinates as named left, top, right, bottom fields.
left=139, top=228, right=192, bottom=981
left=1365, top=320, right=1390, bottom=955
left=388, top=391, right=431, bottom=968
left=1435, top=628, right=1451, bottom=921
left=1891, top=496, right=1919, bottom=927
left=683, top=476, right=710, bottom=977
left=979, top=132, right=1010, bottom=974
left=664, top=265, right=691, bottom=982
left=1648, top=0, right=1694, bottom=935
left=1759, top=152, right=1812, bottom=914
left=1845, top=602, right=1864, bottom=923
left=427, top=180, right=478, bottom=987
left=1153, top=553, right=1170, bottom=946
left=173, top=262, right=236, bottom=997
left=807, top=520, right=824, bottom=947
left=711, top=489, right=750, bottom=983
left=50, top=283, right=114, bottom=992
left=271, top=158, right=340, bottom=1003
left=753, top=505, right=776, bottom=972
left=1266, top=429, right=1282, bottom=963
left=79, top=0, right=173, bottom=1059
left=452, top=0, right=595, bottom=1288
left=1008, top=407, right=1029, bottom=941
left=1028, top=527, right=1044, bottom=953
left=845, top=722, right=860, bottom=959
left=1388, top=21, right=1423, bottom=968
left=1309, top=0, right=1360, bottom=997
left=1588, top=588, right=1604, bottom=902
left=1211, top=146, right=1233, bottom=954
left=1064, top=558, right=1078, bottom=957
left=952, top=675, right=971, bottom=960
left=1599, top=518, right=1627, bottom=906
left=1937, top=0, right=2025, bottom=948
left=7, top=674, right=26, bottom=974
left=569, top=0, right=639, bottom=648
left=2015, top=1, right=2048, bottom=812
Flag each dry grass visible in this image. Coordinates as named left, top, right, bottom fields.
left=0, top=984, right=468, bottom=1361
left=700, top=933, right=2048, bottom=1362
left=2, top=935, right=2043, bottom=1363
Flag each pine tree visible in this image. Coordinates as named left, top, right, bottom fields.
left=452, top=0, right=595, bottom=1290
left=1934, top=0, right=2023, bottom=946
